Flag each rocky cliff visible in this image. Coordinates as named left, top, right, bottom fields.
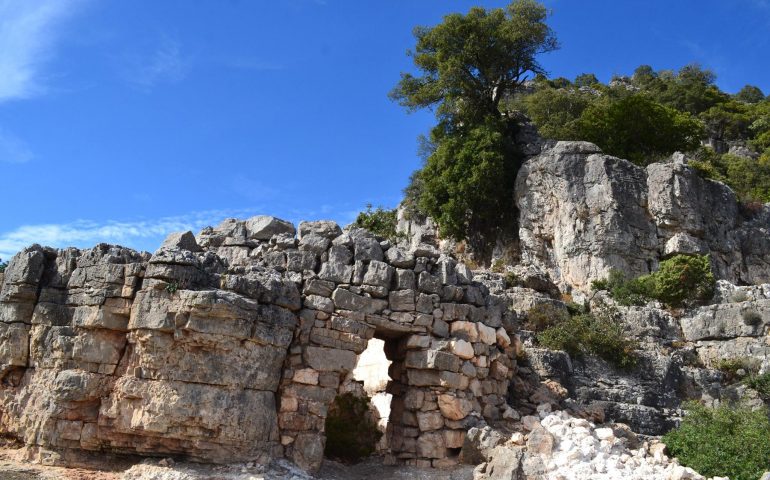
left=1, top=139, right=770, bottom=479
left=516, top=141, right=770, bottom=296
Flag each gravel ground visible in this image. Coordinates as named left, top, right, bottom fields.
left=0, top=449, right=475, bottom=480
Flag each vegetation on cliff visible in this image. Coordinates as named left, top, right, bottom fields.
left=352, top=204, right=401, bottom=241
left=511, top=64, right=770, bottom=203
left=392, top=0, right=768, bottom=257
left=391, top=0, right=557, bottom=250
left=592, top=254, right=716, bottom=308
left=663, top=402, right=770, bottom=480
left=536, top=305, right=639, bottom=369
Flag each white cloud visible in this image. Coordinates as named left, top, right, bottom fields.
left=0, top=208, right=260, bottom=260
left=122, top=36, right=189, bottom=89
left=0, top=0, right=83, bottom=102
left=0, top=128, right=33, bottom=163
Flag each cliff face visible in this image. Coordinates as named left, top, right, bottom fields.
left=1, top=139, right=770, bottom=476
left=516, top=141, right=770, bottom=295
left=0, top=220, right=517, bottom=472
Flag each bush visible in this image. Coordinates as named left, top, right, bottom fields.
left=575, top=94, right=704, bottom=166
left=503, top=272, right=521, bottom=288
left=415, top=117, right=522, bottom=249
left=537, top=307, right=638, bottom=369
left=713, top=357, right=760, bottom=382
left=324, top=393, right=383, bottom=463
left=491, top=258, right=506, bottom=273
left=525, top=303, right=569, bottom=331
left=592, top=269, right=655, bottom=306
left=652, top=254, right=715, bottom=307
left=353, top=204, right=402, bottom=241
left=744, top=373, right=770, bottom=400
left=596, top=255, right=715, bottom=308
left=663, top=402, right=770, bottom=480
left=0, top=259, right=7, bottom=273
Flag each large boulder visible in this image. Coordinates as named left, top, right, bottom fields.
left=515, top=143, right=770, bottom=294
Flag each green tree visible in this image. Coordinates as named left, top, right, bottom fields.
left=392, top=1, right=558, bottom=251
left=415, top=117, right=521, bottom=243
left=700, top=100, right=753, bottom=143
left=735, top=84, right=765, bottom=104
left=638, top=64, right=727, bottom=116
left=575, top=94, right=703, bottom=165
left=518, top=85, right=591, bottom=139
left=574, top=73, right=599, bottom=87
left=631, top=64, right=657, bottom=87
left=390, top=0, right=558, bottom=122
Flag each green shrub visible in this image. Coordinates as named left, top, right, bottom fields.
left=491, top=258, right=506, bottom=273
left=525, top=303, right=569, bottom=331
left=663, top=402, right=770, bottom=480
left=596, top=255, right=715, bottom=308
left=575, top=94, right=704, bottom=166
left=165, top=281, right=179, bottom=294
left=652, top=254, right=715, bottom=307
left=0, top=259, right=7, bottom=273
left=744, top=373, right=770, bottom=400
left=593, top=269, right=655, bottom=306
left=324, top=393, right=383, bottom=463
left=353, top=204, right=402, bottom=241
left=503, top=272, right=521, bottom=288
left=537, top=307, right=638, bottom=369
left=713, top=357, right=760, bottom=382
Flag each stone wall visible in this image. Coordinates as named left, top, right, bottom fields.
left=0, top=217, right=517, bottom=472
left=515, top=141, right=770, bottom=295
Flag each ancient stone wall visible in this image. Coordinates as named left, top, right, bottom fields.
left=0, top=217, right=517, bottom=472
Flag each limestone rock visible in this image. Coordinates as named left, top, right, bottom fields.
left=515, top=144, right=770, bottom=293
left=298, top=220, right=342, bottom=239
left=158, top=231, right=202, bottom=252
left=245, top=216, right=296, bottom=240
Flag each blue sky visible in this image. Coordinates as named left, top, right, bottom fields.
left=1, top=0, right=768, bottom=259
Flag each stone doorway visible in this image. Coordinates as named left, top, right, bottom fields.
left=351, top=337, right=392, bottom=453
left=345, top=332, right=410, bottom=459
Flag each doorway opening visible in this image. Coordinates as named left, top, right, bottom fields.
left=352, top=337, right=393, bottom=453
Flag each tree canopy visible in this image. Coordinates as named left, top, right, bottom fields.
left=390, top=0, right=558, bottom=123
left=576, top=94, right=703, bottom=165
left=393, top=0, right=558, bottom=252
left=508, top=63, right=770, bottom=203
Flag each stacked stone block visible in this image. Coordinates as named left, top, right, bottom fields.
left=0, top=216, right=517, bottom=472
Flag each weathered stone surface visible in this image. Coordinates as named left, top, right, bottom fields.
left=363, top=260, right=394, bottom=288
left=159, top=231, right=202, bottom=252
left=437, top=394, right=473, bottom=420
left=304, top=346, right=357, bottom=372
left=389, top=290, right=416, bottom=312
left=0, top=216, right=519, bottom=473
left=516, top=143, right=770, bottom=294
left=331, top=288, right=387, bottom=314
left=298, top=220, right=342, bottom=239
left=245, top=216, right=296, bottom=240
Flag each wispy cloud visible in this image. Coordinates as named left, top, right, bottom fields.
left=121, top=36, right=189, bottom=89
left=0, top=208, right=261, bottom=260
left=0, top=0, right=84, bottom=102
left=0, top=128, right=33, bottom=163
